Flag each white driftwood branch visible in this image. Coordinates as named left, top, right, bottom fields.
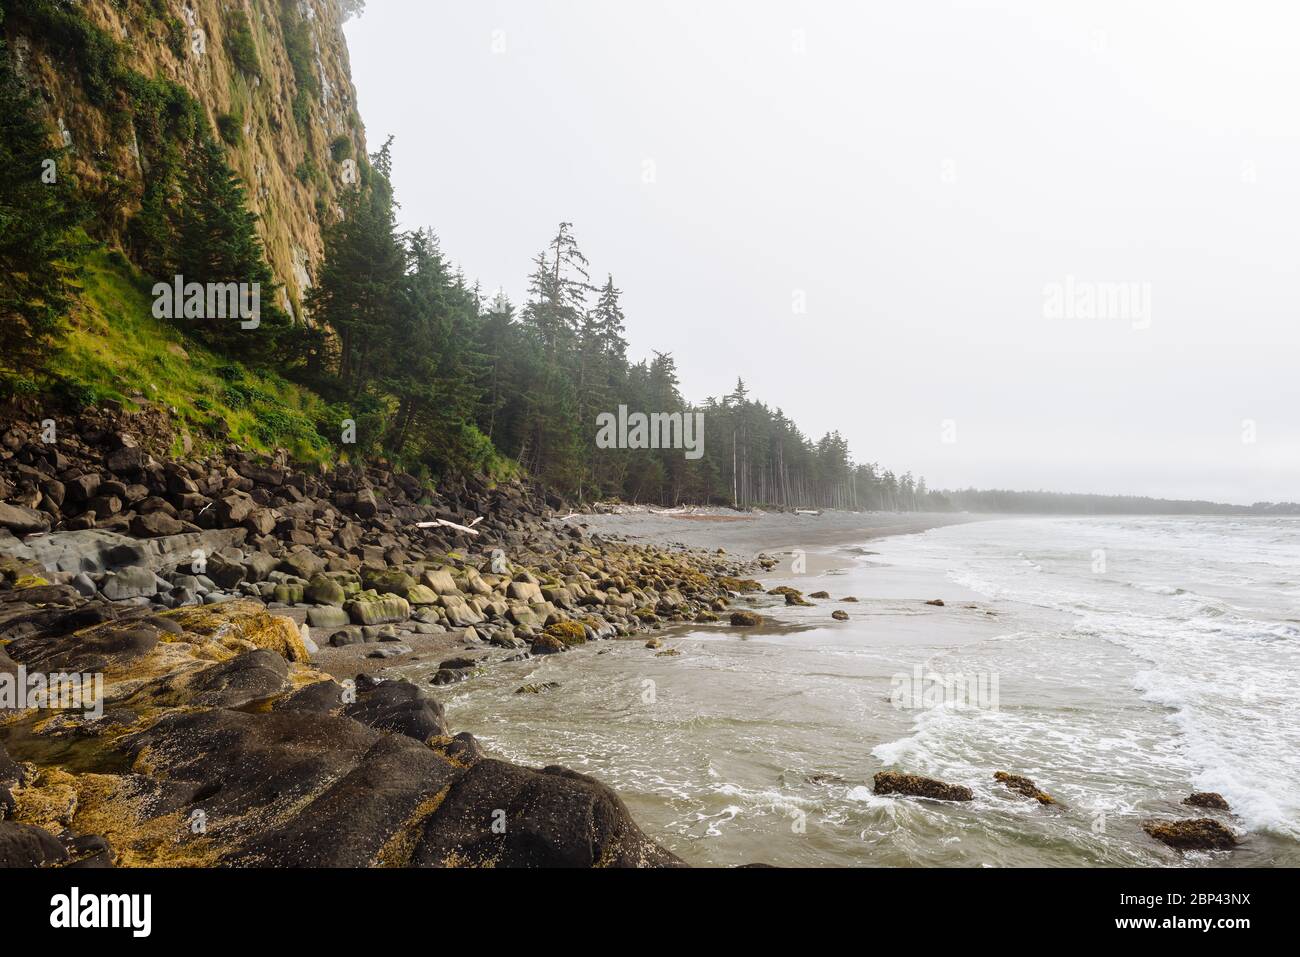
left=416, top=516, right=482, bottom=536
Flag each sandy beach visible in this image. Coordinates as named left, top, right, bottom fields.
left=571, top=509, right=976, bottom=572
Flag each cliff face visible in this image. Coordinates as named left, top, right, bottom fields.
left=5, top=0, right=365, bottom=321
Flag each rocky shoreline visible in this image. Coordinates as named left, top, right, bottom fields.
left=0, top=406, right=772, bottom=868
left=0, top=407, right=1249, bottom=866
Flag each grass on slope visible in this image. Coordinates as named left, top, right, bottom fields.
left=35, top=248, right=340, bottom=464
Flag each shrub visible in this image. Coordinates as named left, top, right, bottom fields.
left=224, top=11, right=261, bottom=79
left=217, top=113, right=243, bottom=146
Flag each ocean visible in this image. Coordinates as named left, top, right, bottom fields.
left=422, top=516, right=1300, bottom=867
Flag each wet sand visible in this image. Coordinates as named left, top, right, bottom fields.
left=569, top=509, right=977, bottom=576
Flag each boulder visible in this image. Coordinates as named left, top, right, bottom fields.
left=306, top=606, right=351, bottom=629
left=1142, top=818, right=1239, bottom=851
left=405, top=584, right=439, bottom=605
left=729, top=610, right=762, bottom=627
left=1184, top=792, right=1231, bottom=811
left=410, top=760, right=684, bottom=868
left=347, top=596, right=411, bottom=626
left=205, top=552, right=247, bottom=590
left=130, top=511, right=185, bottom=537
left=421, top=568, right=458, bottom=595
left=0, top=502, right=50, bottom=535
left=279, top=550, right=326, bottom=580
left=0, top=821, right=68, bottom=867
left=100, top=565, right=158, bottom=601
left=305, top=575, right=346, bottom=607
left=343, top=678, right=449, bottom=743
left=531, top=633, right=566, bottom=655
left=993, top=771, right=1054, bottom=804
left=507, top=580, right=544, bottom=603
left=873, top=770, right=973, bottom=802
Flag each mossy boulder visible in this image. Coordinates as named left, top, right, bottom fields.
left=363, top=568, right=419, bottom=599
left=305, top=575, right=346, bottom=607
left=544, top=620, right=587, bottom=647
left=531, top=634, right=566, bottom=655
left=729, top=610, right=762, bottom=627
left=272, top=583, right=304, bottom=604
left=718, top=577, right=763, bottom=594
left=404, top=583, right=439, bottom=605
left=346, top=596, right=411, bottom=626
left=421, top=567, right=458, bottom=595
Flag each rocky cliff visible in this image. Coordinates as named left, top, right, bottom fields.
left=3, top=0, right=364, bottom=321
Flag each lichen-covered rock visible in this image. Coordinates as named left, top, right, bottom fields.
left=994, top=771, right=1054, bottom=804
left=873, top=770, right=974, bottom=802
left=306, top=606, right=350, bottom=629
left=304, top=575, right=346, bottom=607
left=515, top=682, right=560, bottom=695
left=132, top=649, right=291, bottom=709
left=729, top=610, right=762, bottom=627
left=0, top=821, right=68, bottom=867
left=363, top=568, right=419, bottom=599
left=346, top=596, right=411, bottom=626
left=831, top=610, right=849, bottom=621
left=404, top=584, right=439, bottom=605
left=272, top=583, right=304, bottom=604
left=421, top=568, right=458, bottom=595
left=531, top=633, right=566, bottom=655
left=1142, top=818, right=1239, bottom=851
left=1184, top=791, right=1231, bottom=811
left=544, top=620, right=587, bottom=647
left=161, top=600, right=311, bottom=662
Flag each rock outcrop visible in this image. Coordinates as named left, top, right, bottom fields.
left=1142, top=818, right=1239, bottom=851
left=873, top=770, right=974, bottom=802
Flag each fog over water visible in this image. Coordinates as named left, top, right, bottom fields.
left=346, top=1, right=1300, bottom=504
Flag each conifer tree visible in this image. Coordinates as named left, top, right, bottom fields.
left=0, top=33, right=85, bottom=371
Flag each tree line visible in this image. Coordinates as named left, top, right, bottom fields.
left=290, top=139, right=946, bottom=507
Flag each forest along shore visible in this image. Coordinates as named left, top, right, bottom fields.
left=1, top=406, right=798, bottom=869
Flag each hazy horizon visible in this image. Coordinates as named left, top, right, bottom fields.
left=345, top=1, right=1300, bottom=506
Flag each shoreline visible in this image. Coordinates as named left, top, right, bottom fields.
left=572, top=509, right=977, bottom=563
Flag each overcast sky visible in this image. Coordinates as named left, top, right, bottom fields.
left=345, top=1, right=1300, bottom=504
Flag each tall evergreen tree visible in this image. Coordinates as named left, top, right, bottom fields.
left=0, top=32, right=85, bottom=372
